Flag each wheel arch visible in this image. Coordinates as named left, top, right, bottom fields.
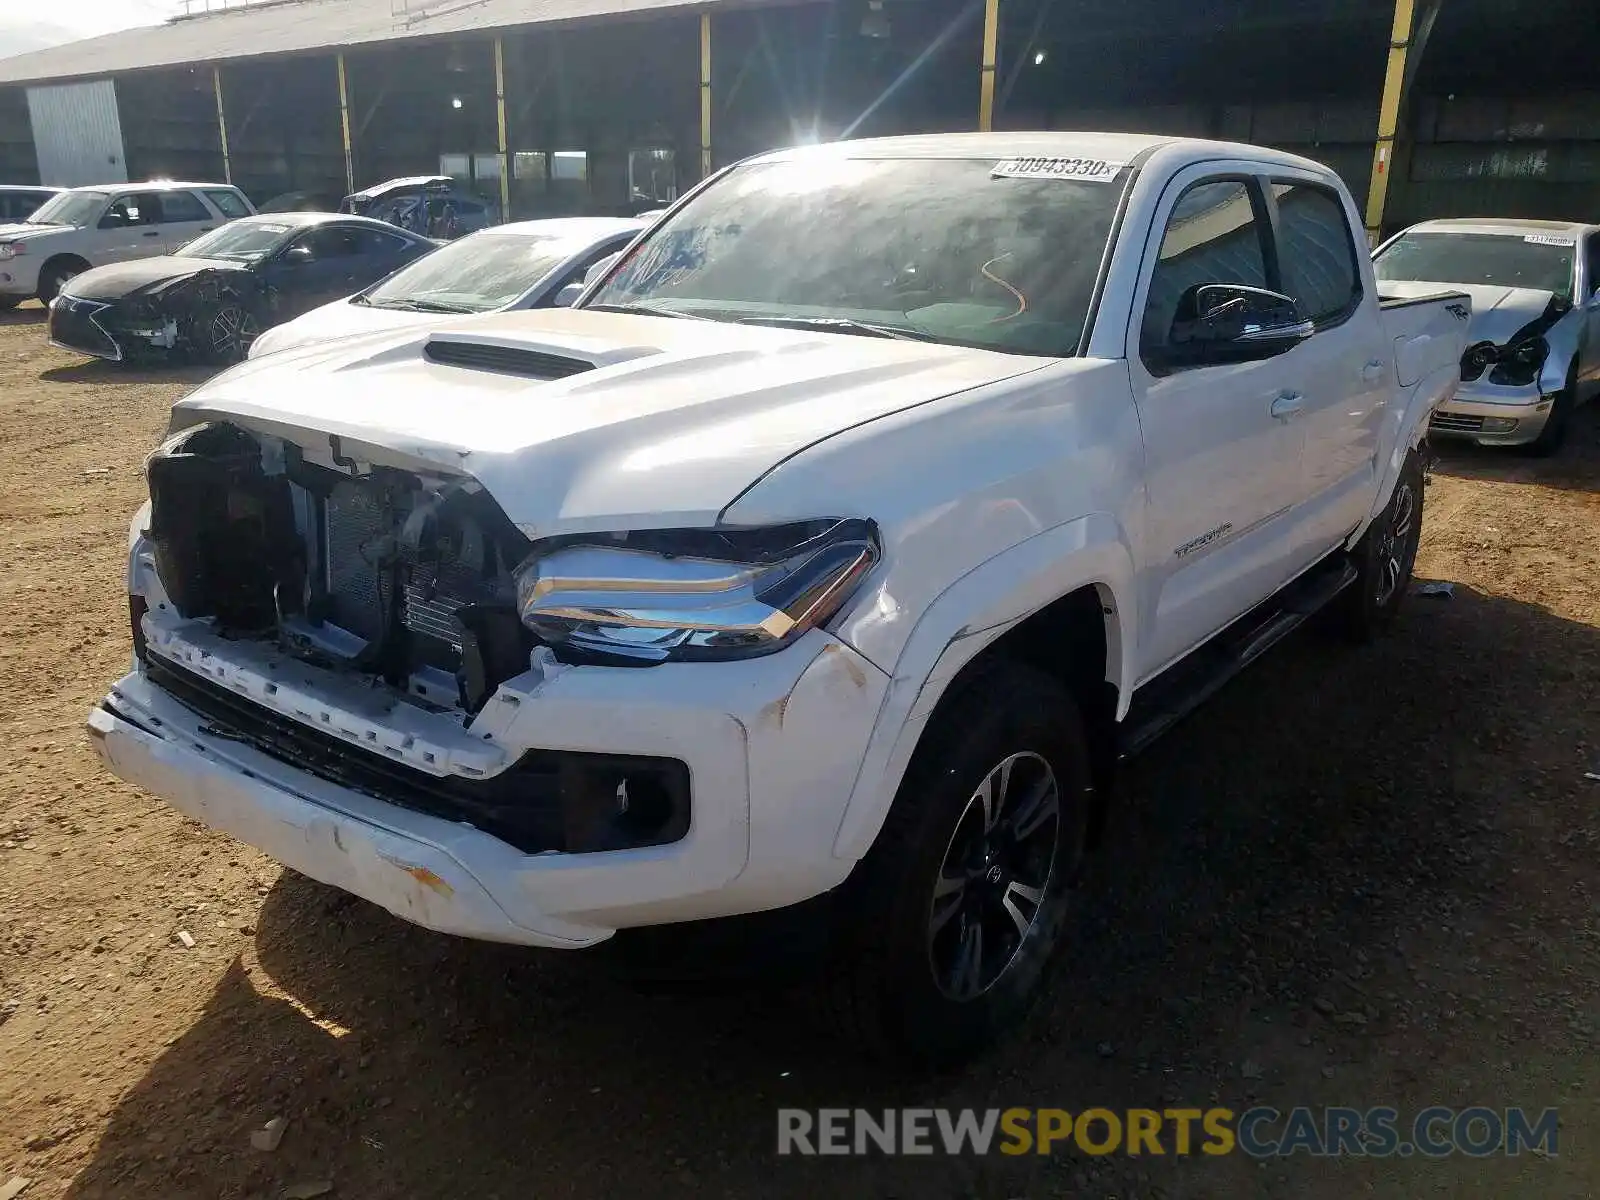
left=832, top=514, right=1135, bottom=863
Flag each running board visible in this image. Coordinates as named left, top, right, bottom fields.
left=1118, top=557, right=1359, bottom=759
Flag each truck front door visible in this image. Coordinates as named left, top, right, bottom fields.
left=1128, top=170, right=1306, bottom=681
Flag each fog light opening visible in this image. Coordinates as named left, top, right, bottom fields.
left=1479, top=417, right=1520, bottom=434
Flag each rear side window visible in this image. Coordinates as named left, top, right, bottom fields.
left=205, top=189, right=251, bottom=219
left=1141, top=179, right=1270, bottom=357
left=350, top=228, right=410, bottom=255
left=1272, top=182, right=1362, bottom=325
left=157, top=191, right=210, bottom=223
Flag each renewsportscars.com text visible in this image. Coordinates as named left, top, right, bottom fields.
left=777, top=1106, right=1559, bottom=1159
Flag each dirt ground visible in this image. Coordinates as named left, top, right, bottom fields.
left=1, top=298, right=1598, bottom=1200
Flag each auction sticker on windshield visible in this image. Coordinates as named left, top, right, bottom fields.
left=1523, top=234, right=1575, bottom=247
left=991, top=157, right=1124, bottom=182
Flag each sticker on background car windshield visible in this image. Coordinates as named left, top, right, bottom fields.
left=257, top=223, right=291, bottom=234
left=991, top=157, right=1125, bottom=182
left=1523, top=234, right=1575, bottom=247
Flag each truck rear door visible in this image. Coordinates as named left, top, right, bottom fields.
left=1263, top=174, right=1390, bottom=574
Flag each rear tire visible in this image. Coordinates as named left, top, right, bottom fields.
left=828, top=661, right=1092, bottom=1066
left=1335, top=446, right=1424, bottom=641
left=1519, top=358, right=1577, bottom=458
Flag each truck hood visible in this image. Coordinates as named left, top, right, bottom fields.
left=1380, top=280, right=1568, bottom=346
left=174, top=307, right=1051, bottom=538
left=67, top=256, right=249, bottom=301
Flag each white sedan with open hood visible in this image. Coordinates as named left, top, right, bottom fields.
left=1375, top=218, right=1600, bottom=453
left=90, top=132, right=1469, bottom=1065
left=247, top=217, right=645, bottom=359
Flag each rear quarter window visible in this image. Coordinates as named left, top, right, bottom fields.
left=1272, top=181, right=1363, bottom=325
left=205, top=189, right=252, bottom=220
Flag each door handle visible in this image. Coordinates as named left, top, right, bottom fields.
left=199, top=226, right=213, bottom=233
left=1362, top=359, right=1385, bottom=383
left=142, top=230, right=161, bottom=238
left=1270, top=392, right=1306, bottom=420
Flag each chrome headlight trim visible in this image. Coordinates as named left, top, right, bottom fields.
left=514, top=519, right=879, bottom=663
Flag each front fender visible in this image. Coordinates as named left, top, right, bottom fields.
left=831, top=512, right=1136, bottom=862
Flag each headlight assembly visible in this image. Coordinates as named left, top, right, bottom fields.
left=0, top=243, right=22, bottom=261
left=514, top=518, right=879, bottom=663
left=1488, top=336, right=1548, bottom=386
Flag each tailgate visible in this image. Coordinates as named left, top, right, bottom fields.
left=1379, top=290, right=1472, bottom=389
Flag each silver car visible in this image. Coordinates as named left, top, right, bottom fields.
left=1375, top=218, right=1600, bottom=453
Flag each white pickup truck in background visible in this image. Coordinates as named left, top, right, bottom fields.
left=88, top=133, right=1470, bottom=1065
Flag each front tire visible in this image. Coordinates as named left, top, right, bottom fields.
left=36, top=258, right=86, bottom=304
left=1336, top=446, right=1424, bottom=641
left=829, top=662, right=1092, bottom=1066
left=200, top=301, right=259, bottom=365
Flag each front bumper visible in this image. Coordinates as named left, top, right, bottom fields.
left=87, top=625, right=888, bottom=946
left=48, top=295, right=123, bottom=361
left=0, top=256, right=42, bottom=300
left=1430, top=381, right=1555, bottom=446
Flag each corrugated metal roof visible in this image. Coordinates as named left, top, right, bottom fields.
left=0, top=0, right=789, bottom=88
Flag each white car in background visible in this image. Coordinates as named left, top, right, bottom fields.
left=247, top=217, right=645, bottom=358
left=0, top=181, right=255, bottom=307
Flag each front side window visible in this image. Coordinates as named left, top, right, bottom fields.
left=1375, top=231, right=1576, bottom=299
left=1272, top=181, right=1362, bottom=324
left=157, top=190, right=210, bottom=224
left=1141, top=179, right=1269, bottom=357
left=103, top=193, right=161, bottom=227
left=589, top=155, right=1129, bottom=357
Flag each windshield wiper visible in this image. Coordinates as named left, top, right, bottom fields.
left=367, top=298, right=476, bottom=313
left=585, top=301, right=712, bottom=321
left=731, top=314, right=939, bottom=342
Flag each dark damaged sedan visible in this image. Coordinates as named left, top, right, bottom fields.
left=47, top=213, right=436, bottom=365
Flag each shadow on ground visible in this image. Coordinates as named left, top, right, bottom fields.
left=60, top=577, right=1600, bottom=1200
left=39, top=359, right=216, bottom=387
left=0, top=302, right=45, bottom=326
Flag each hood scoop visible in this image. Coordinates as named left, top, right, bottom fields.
left=423, top=339, right=595, bottom=379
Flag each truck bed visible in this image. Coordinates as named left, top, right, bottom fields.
left=1377, top=288, right=1472, bottom=390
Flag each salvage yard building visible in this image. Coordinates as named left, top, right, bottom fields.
left=0, top=0, right=1596, bottom=241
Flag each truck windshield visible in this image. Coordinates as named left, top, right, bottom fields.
left=26, top=191, right=109, bottom=227
left=1375, top=231, right=1575, bottom=298
left=585, top=156, right=1129, bottom=357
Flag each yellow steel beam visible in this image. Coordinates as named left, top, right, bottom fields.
left=494, top=37, right=510, bottom=221
left=700, top=12, right=712, bottom=178
left=212, top=65, right=232, bottom=185
left=978, top=0, right=999, bottom=131
left=1365, top=0, right=1417, bottom=245
left=337, top=53, right=355, bottom=195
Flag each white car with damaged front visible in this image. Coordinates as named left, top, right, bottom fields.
left=1375, top=217, right=1600, bottom=453
left=90, top=133, right=1469, bottom=1065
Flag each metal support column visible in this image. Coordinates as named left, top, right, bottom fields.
left=212, top=65, right=232, bottom=185
left=494, top=37, right=510, bottom=221
left=1365, top=0, right=1417, bottom=245
left=337, top=53, right=355, bottom=195
left=700, top=12, right=712, bottom=178
left=978, top=0, right=999, bottom=131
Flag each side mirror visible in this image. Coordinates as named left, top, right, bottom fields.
left=98, top=212, right=127, bottom=230
left=1159, top=283, right=1313, bottom=369
left=552, top=282, right=583, bottom=308
left=282, top=244, right=314, bottom=265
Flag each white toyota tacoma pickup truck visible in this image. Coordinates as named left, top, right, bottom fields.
left=88, top=133, right=1469, bottom=1064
